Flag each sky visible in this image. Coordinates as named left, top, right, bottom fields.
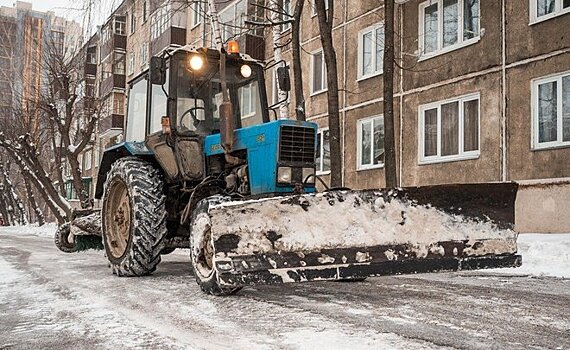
left=0, top=0, right=119, bottom=35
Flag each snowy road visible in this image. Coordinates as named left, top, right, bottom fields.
left=1, top=231, right=569, bottom=350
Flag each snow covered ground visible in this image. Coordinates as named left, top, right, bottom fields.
left=1, top=226, right=569, bottom=349
left=6, top=224, right=569, bottom=279
left=485, top=233, right=570, bottom=278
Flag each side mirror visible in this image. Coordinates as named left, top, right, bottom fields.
left=150, top=56, right=166, bottom=85
left=277, top=65, right=291, bottom=92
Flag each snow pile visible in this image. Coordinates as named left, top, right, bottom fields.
left=486, top=233, right=570, bottom=278
left=0, top=223, right=58, bottom=238
left=210, top=190, right=517, bottom=257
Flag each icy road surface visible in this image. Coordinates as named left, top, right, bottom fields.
left=1, top=229, right=569, bottom=350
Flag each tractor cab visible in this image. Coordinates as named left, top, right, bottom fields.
left=95, top=45, right=318, bottom=201
left=125, top=46, right=272, bottom=142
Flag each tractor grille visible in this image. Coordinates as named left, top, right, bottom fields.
left=279, top=125, right=316, bottom=164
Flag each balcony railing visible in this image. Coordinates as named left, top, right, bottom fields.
left=100, top=34, right=127, bottom=60
left=84, top=62, right=97, bottom=76
left=100, top=74, right=126, bottom=97
left=100, top=113, right=124, bottom=134
left=150, top=26, right=187, bottom=57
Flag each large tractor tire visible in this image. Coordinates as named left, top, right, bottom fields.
left=54, top=222, right=77, bottom=253
left=101, top=157, right=168, bottom=277
left=190, top=198, right=242, bottom=296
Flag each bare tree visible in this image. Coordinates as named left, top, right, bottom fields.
left=291, top=0, right=306, bottom=121
left=314, top=0, right=342, bottom=188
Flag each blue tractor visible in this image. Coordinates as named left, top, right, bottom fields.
left=56, top=45, right=521, bottom=295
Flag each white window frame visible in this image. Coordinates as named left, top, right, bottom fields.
left=191, top=1, right=203, bottom=28
left=311, top=0, right=330, bottom=17
left=418, top=0, right=481, bottom=61
left=316, top=128, right=331, bottom=175
left=357, top=22, right=384, bottom=81
left=357, top=115, right=385, bottom=171
left=129, top=9, right=136, bottom=35
left=218, top=0, right=246, bottom=42
left=281, top=0, right=293, bottom=32
left=140, top=43, right=149, bottom=68
left=128, top=52, right=135, bottom=75
left=529, top=0, right=570, bottom=24
left=418, top=93, right=481, bottom=165
left=84, top=149, right=92, bottom=171
left=310, top=49, right=327, bottom=96
left=531, top=71, right=570, bottom=150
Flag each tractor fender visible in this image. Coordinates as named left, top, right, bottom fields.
left=94, top=142, right=154, bottom=199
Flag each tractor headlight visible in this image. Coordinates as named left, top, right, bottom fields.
left=240, top=64, right=252, bottom=78
left=189, top=55, right=204, bottom=71
left=302, top=168, right=315, bottom=184
left=277, top=166, right=292, bottom=184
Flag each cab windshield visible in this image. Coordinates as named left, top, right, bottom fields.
left=175, top=57, right=268, bottom=135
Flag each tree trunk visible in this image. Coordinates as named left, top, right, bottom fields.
left=383, top=0, right=398, bottom=188
left=292, top=0, right=306, bottom=121
left=0, top=192, right=11, bottom=226
left=269, top=0, right=290, bottom=119
left=24, top=175, right=44, bottom=226
left=0, top=162, right=27, bottom=225
left=315, top=0, right=342, bottom=188
left=67, top=154, right=89, bottom=208
left=0, top=139, right=70, bottom=224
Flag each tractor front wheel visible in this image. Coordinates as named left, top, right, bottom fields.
left=190, top=198, right=242, bottom=296
left=101, top=157, right=167, bottom=276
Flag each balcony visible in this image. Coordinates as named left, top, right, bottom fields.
left=100, top=114, right=124, bottom=135
left=100, top=34, right=127, bottom=60
left=150, top=26, right=186, bottom=57
left=237, top=34, right=265, bottom=61
left=100, top=74, right=126, bottom=97
left=84, top=62, right=97, bottom=76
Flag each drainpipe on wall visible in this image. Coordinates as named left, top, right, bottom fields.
left=501, top=0, right=508, bottom=182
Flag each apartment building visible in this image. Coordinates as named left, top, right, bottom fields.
left=78, top=0, right=569, bottom=230
left=0, top=1, right=81, bottom=123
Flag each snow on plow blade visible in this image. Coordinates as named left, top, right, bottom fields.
left=207, top=183, right=521, bottom=288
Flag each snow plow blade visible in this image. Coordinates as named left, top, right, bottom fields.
left=202, top=183, right=521, bottom=288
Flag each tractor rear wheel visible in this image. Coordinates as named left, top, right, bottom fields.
left=190, top=198, right=242, bottom=296
left=101, top=157, right=167, bottom=276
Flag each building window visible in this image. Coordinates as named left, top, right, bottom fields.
left=115, top=16, right=126, bottom=35
left=532, top=72, right=570, bottom=149
left=219, top=0, right=246, bottom=42
left=84, top=149, right=92, bottom=171
left=531, top=0, right=570, bottom=22
left=129, top=10, right=136, bottom=35
left=357, top=116, right=384, bottom=170
left=128, top=52, right=135, bottom=75
left=151, top=3, right=171, bottom=40
left=114, top=52, right=126, bottom=75
left=311, top=0, right=330, bottom=16
left=358, top=23, right=384, bottom=80
left=311, top=50, right=327, bottom=94
left=419, top=93, right=480, bottom=164
left=281, top=0, right=292, bottom=32
left=419, top=0, right=480, bottom=58
left=316, top=128, right=330, bottom=174
left=86, top=48, right=97, bottom=64
left=192, top=1, right=203, bottom=27
left=142, top=1, right=148, bottom=22
left=140, top=44, right=148, bottom=67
